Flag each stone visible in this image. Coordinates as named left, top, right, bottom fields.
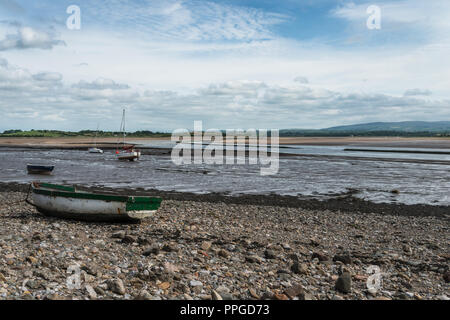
left=284, top=284, right=305, bottom=300
left=162, top=243, right=178, bottom=252
left=190, top=280, right=203, bottom=287
left=312, top=252, right=329, bottom=262
left=85, top=285, right=97, bottom=299
left=245, top=255, right=262, bottom=263
left=107, top=279, right=126, bottom=295
left=291, top=262, right=308, bottom=275
left=333, top=253, right=352, bottom=265
left=143, top=245, right=159, bottom=256
left=264, top=249, right=277, bottom=259
left=335, top=272, right=352, bottom=294
left=273, top=293, right=289, bottom=300
left=218, top=249, right=230, bottom=258
left=135, top=290, right=153, bottom=300
left=122, top=235, right=136, bottom=244
left=201, top=241, right=212, bottom=251
left=443, top=271, right=450, bottom=283
left=211, top=290, right=223, bottom=300
left=158, top=282, right=171, bottom=290
left=111, top=231, right=126, bottom=239
left=249, top=288, right=260, bottom=299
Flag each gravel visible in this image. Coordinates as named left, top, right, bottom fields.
left=0, top=189, right=448, bottom=300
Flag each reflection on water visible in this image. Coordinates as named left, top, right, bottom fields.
left=0, top=146, right=449, bottom=206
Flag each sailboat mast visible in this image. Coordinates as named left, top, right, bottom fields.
left=122, top=109, right=126, bottom=146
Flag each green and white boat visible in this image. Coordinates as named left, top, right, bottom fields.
left=28, top=182, right=162, bottom=223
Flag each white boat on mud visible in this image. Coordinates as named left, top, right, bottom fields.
left=88, top=124, right=103, bottom=154
left=27, top=182, right=162, bottom=222
left=88, top=147, right=104, bottom=154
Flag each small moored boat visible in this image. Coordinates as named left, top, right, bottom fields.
left=27, top=164, right=54, bottom=175
left=116, top=108, right=140, bottom=161
left=28, top=182, right=162, bottom=222
left=88, top=147, right=104, bottom=154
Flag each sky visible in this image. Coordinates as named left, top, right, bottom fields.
left=0, top=0, right=449, bottom=131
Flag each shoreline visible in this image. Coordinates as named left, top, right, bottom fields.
left=2, top=182, right=448, bottom=219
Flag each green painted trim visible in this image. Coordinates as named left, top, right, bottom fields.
left=40, top=183, right=75, bottom=192
left=126, top=196, right=162, bottom=211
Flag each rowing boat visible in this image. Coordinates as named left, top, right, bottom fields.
left=27, top=164, right=54, bottom=175
left=28, top=182, right=162, bottom=222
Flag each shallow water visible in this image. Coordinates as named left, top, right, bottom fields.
left=0, top=146, right=450, bottom=205
left=1, top=145, right=449, bottom=206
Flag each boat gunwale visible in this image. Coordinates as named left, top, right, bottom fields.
left=32, top=183, right=162, bottom=205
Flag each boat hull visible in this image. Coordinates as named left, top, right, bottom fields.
left=88, top=148, right=103, bottom=154
left=117, top=151, right=140, bottom=161
left=27, top=165, right=54, bottom=175
left=30, top=183, right=161, bottom=223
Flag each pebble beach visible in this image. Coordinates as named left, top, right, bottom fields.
left=0, top=187, right=448, bottom=300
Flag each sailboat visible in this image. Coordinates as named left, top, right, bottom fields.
left=88, top=124, right=103, bottom=154
left=116, top=109, right=141, bottom=161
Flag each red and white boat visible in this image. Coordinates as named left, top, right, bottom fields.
left=116, top=145, right=141, bottom=161
left=115, top=109, right=141, bottom=161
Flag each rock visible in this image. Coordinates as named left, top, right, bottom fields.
left=264, top=249, right=277, bottom=259
left=291, top=262, right=308, bottom=275
left=333, top=253, right=352, bottom=265
left=107, top=279, right=126, bottom=295
left=122, top=235, right=136, bottom=244
left=288, top=253, right=299, bottom=262
left=284, top=284, right=305, bottom=300
left=85, top=285, right=97, bottom=299
left=189, top=280, right=203, bottom=287
left=245, top=255, right=262, bottom=263
left=201, top=241, right=212, bottom=251
left=135, top=290, right=153, bottom=300
left=158, top=282, right=171, bottom=290
left=162, top=243, right=178, bottom=252
left=211, top=290, right=223, bottom=300
left=111, top=231, right=126, bottom=239
left=311, top=252, right=329, bottom=262
left=443, top=271, right=450, bottom=283
left=273, top=293, right=289, bottom=300
left=218, top=249, right=230, bottom=258
left=143, top=245, right=160, bottom=256
left=26, top=256, right=38, bottom=264
left=335, top=272, right=352, bottom=293
left=249, top=288, right=260, bottom=299
left=215, top=286, right=230, bottom=295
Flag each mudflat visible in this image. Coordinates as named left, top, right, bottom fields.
left=1, top=136, right=449, bottom=148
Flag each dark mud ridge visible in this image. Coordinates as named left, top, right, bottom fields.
left=1, top=182, right=448, bottom=220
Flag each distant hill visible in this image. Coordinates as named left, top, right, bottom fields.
left=323, top=121, right=450, bottom=132
left=280, top=121, right=450, bottom=137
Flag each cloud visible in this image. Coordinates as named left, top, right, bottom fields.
left=331, top=0, right=450, bottom=44
left=0, top=24, right=65, bottom=51
left=404, top=89, right=432, bottom=96
left=42, top=113, right=66, bottom=122
left=32, top=72, right=63, bottom=82
left=294, top=76, right=309, bottom=84
left=72, top=78, right=130, bottom=90
left=77, top=0, right=288, bottom=42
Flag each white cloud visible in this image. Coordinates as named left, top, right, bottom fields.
left=0, top=24, right=65, bottom=51
left=404, top=88, right=432, bottom=96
